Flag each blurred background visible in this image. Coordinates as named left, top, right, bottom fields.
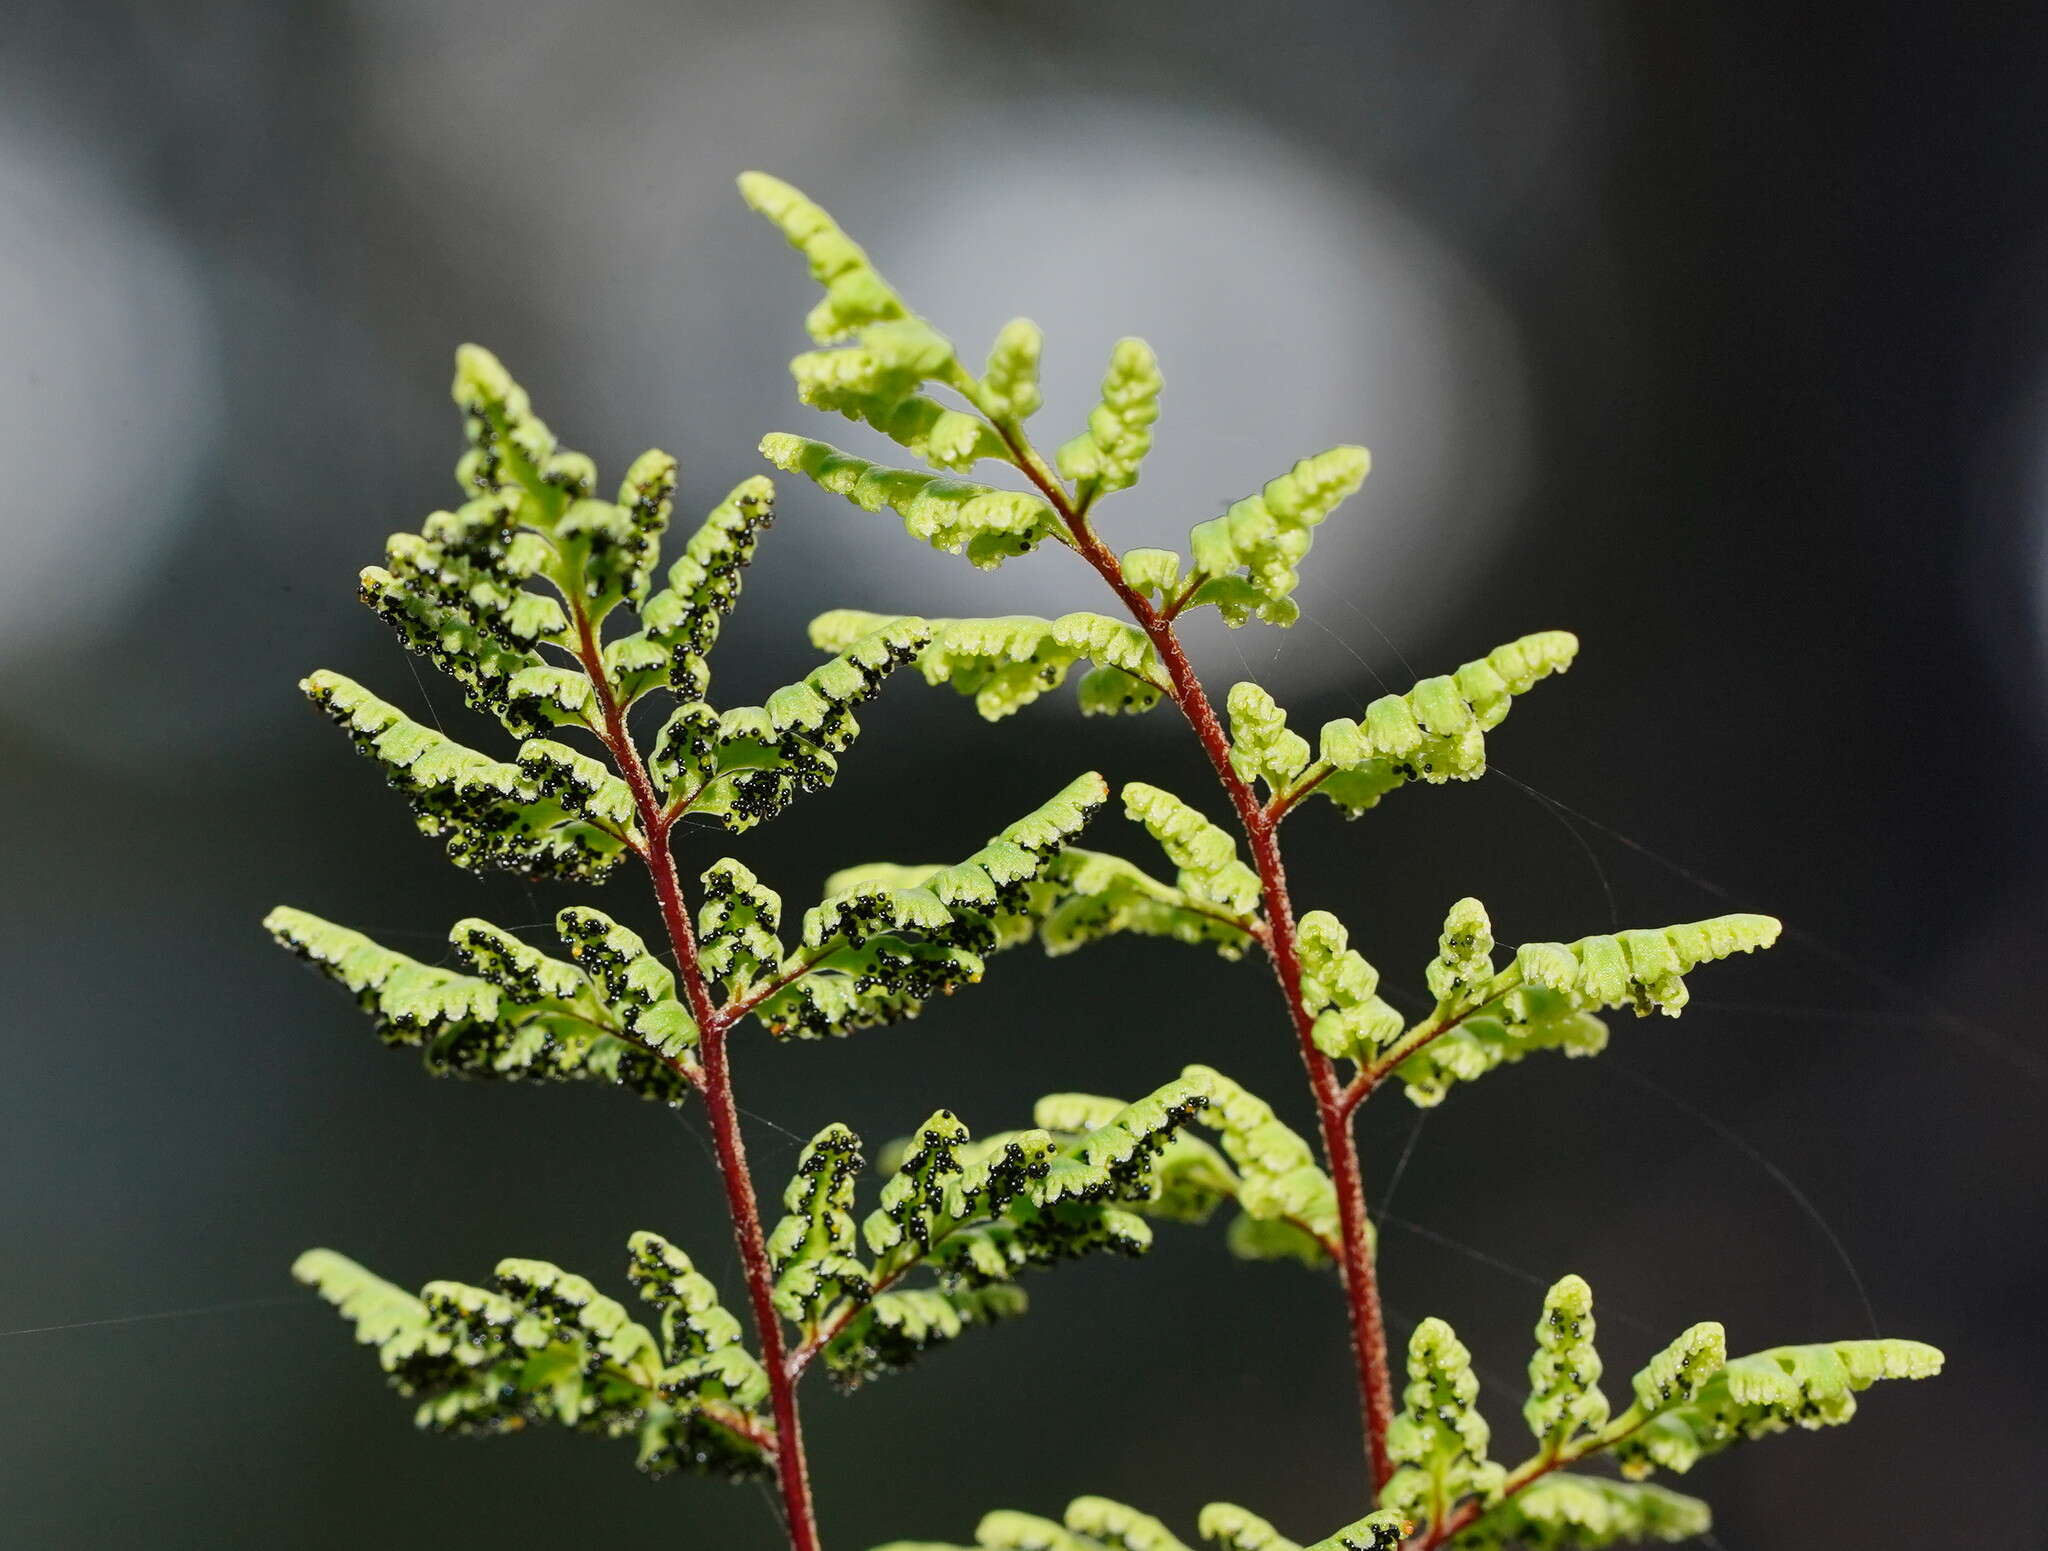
left=3, top=3, right=2043, bottom=1546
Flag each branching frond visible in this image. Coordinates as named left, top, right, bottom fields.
left=1181, top=447, right=1371, bottom=627
left=1300, top=631, right=1579, bottom=817
left=292, top=1243, right=768, bottom=1479
left=265, top=907, right=693, bottom=1100
left=811, top=609, right=1168, bottom=721
left=634, top=474, right=778, bottom=702
left=1525, top=1275, right=1610, bottom=1454
left=762, top=433, right=1061, bottom=570
left=751, top=772, right=1108, bottom=1038
left=301, top=671, right=633, bottom=881
left=1612, top=1336, right=1943, bottom=1480
left=1453, top=1476, right=1710, bottom=1549
left=1393, top=911, right=1782, bottom=1106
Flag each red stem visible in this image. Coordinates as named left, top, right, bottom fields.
left=1003, top=440, right=1398, bottom=1494
left=571, top=608, right=823, bottom=1551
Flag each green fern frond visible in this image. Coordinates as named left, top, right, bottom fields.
left=1302, top=630, right=1579, bottom=816
left=1612, top=1336, right=1943, bottom=1480
left=1381, top=1316, right=1505, bottom=1528
left=979, top=320, right=1045, bottom=425
left=1196, top=1505, right=1300, bottom=1551
left=265, top=906, right=693, bottom=1099
left=1057, top=338, right=1163, bottom=500
left=1525, top=1274, right=1610, bottom=1453
left=1034, top=847, right=1259, bottom=960
left=625, top=1231, right=745, bottom=1359
left=1453, top=1476, right=1710, bottom=1549
left=755, top=773, right=1108, bottom=1039
left=635, top=474, right=778, bottom=700
left=739, top=171, right=915, bottom=345
left=1226, top=682, right=1312, bottom=797
left=1182, top=1064, right=1339, bottom=1263
left=300, top=671, right=632, bottom=881
left=1296, top=909, right=1406, bottom=1064
left=761, top=433, right=1061, bottom=570
left=768, top=1123, right=870, bottom=1325
left=810, top=609, right=1168, bottom=721
left=1121, top=782, right=1263, bottom=916
left=697, top=858, right=785, bottom=989
left=1393, top=912, right=1782, bottom=1105
left=1180, top=446, right=1370, bottom=627
left=1514, top=914, right=1782, bottom=1018
left=293, top=1242, right=769, bottom=1479
left=875, top=1499, right=1406, bottom=1551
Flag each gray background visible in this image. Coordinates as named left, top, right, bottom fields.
left=3, top=3, right=2042, bottom=1547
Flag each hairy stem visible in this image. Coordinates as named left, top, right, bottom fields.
left=992, top=428, right=1398, bottom=1494
left=570, top=607, right=823, bottom=1551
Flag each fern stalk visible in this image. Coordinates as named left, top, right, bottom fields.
left=567, top=596, right=825, bottom=1547
left=982, top=410, right=1400, bottom=1490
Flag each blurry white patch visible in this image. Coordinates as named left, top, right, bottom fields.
left=809, top=97, right=1533, bottom=695
left=0, top=132, right=220, bottom=656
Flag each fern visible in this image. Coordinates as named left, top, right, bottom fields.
left=742, top=171, right=1946, bottom=1549
left=262, top=171, right=1943, bottom=1551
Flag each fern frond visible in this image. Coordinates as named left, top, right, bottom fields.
left=300, top=671, right=632, bottom=881
left=979, top=319, right=1045, bottom=425
left=1394, top=912, right=1781, bottom=1105
left=768, top=1123, right=871, bottom=1324
left=1296, top=909, right=1406, bottom=1064
left=1034, top=848, right=1259, bottom=960
left=875, top=1499, right=1405, bottom=1551
left=1525, top=1274, right=1610, bottom=1453
left=1226, top=682, right=1312, bottom=797
left=293, top=1241, right=769, bottom=1479
left=635, top=474, right=778, bottom=700
left=1119, top=547, right=1184, bottom=608
left=1183, top=1064, right=1339, bottom=1264
left=1612, top=1336, right=1943, bottom=1480
left=697, top=858, right=785, bottom=990
left=1514, top=914, right=1782, bottom=1019
left=1455, top=1476, right=1709, bottom=1549
left=811, top=609, right=1168, bottom=721
left=1056, top=338, right=1163, bottom=499
left=1302, top=631, right=1579, bottom=816
left=1122, top=782, right=1263, bottom=916
left=1179, top=447, right=1370, bottom=627
left=266, top=907, right=694, bottom=1100
left=625, top=1231, right=745, bottom=1359
left=738, top=171, right=914, bottom=344
left=1381, top=1317, right=1505, bottom=1528
left=1196, top=1505, right=1301, bottom=1551
left=762, top=433, right=1061, bottom=570
left=755, top=773, right=1108, bottom=1038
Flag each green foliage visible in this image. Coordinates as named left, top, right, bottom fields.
left=762, top=433, right=1060, bottom=569
left=1525, top=1275, right=1609, bottom=1454
left=269, top=172, right=1944, bottom=1550
left=811, top=609, right=1168, bottom=721
left=1057, top=338, right=1163, bottom=499
left=1382, top=1318, right=1506, bottom=1526
left=292, top=1243, right=769, bottom=1478
left=264, top=906, right=694, bottom=1100
left=1305, top=631, right=1580, bottom=816
left=1121, top=782, right=1263, bottom=916
left=1452, top=1477, right=1709, bottom=1549
left=1611, top=1337, right=1943, bottom=1480
left=877, top=1497, right=1408, bottom=1551
left=750, top=772, right=1109, bottom=1039
left=1183, top=446, right=1371, bottom=627
left=1395, top=911, right=1783, bottom=1106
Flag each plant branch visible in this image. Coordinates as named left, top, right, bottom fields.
left=984, top=417, right=1397, bottom=1495
left=568, top=606, right=823, bottom=1551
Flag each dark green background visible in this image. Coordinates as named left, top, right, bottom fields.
left=4, top=4, right=2041, bottom=1547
